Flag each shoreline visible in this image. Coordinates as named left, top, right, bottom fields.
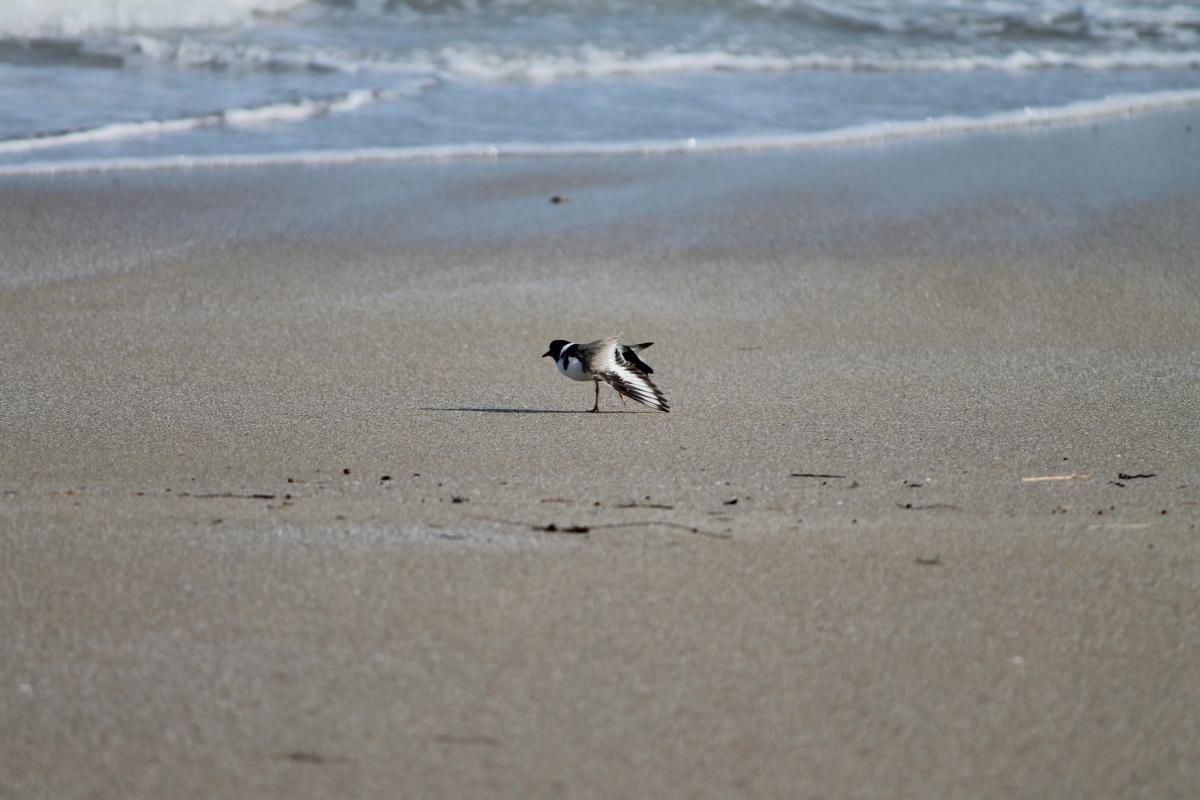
left=2, top=87, right=1199, bottom=177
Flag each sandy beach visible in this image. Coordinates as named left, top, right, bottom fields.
left=3, top=110, right=1199, bottom=798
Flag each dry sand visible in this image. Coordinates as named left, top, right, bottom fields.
left=2, top=111, right=1200, bottom=798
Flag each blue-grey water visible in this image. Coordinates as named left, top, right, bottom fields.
left=1, top=0, right=1198, bottom=169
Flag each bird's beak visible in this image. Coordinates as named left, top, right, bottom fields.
left=541, top=350, right=552, bottom=358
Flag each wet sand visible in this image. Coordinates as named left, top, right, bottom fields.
left=2, top=111, right=1199, bottom=798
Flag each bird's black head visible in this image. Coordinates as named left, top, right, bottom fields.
left=542, top=339, right=570, bottom=359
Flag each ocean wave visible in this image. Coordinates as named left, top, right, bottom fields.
left=9, top=1, right=1200, bottom=83
left=3, top=88, right=1197, bottom=176
left=0, top=0, right=304, bottom=38
left=0, top=89, right=396, bottom=155
left=773, top=0, right=1200, bottom=43
left=0, top=37, right=125, bottom=69
left=118, top=34, right=1200, bottom=80
left=381, top=0, right=1200, bottom=45
left=123, top=33, right=438, bottom=75
left=127, top=34, right=357, bottom=74
left=430, top=44, right=1200, bottom=81
left=9, top=0, right=1200, bottom=47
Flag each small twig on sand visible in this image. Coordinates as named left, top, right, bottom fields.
left=469, top=514, right=589, bottom=534
left=537, top=523, right=591, bottom=535
left=914, top=555, right=942, bottom=566
left=1117, top=472, right=1156, bottom=481
left=896, top=503, right=961, bottom=511
left=468, top=514, right=729, bottom=540
left=790, top=472, right=846, bottom=479
left=1021, top=474, right=1091, bottom=482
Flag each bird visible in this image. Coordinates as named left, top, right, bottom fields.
left=541, top=335, right=670, bottom=413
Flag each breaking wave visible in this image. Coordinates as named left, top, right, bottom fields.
left=2, top=88, right=1197, bottom=176
left=0, top=89, right=394, bottom=155
left=0, top=0, right=303, bottom=38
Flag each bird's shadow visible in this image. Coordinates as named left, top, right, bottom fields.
left=419, top=407, right=645, bottom=415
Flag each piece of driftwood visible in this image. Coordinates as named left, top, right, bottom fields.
left=1021, top=474, right=1091, bottom=482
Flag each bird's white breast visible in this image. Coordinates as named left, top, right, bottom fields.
left=557, top=355, right=591, bottom=381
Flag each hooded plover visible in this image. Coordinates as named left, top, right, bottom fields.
left=542, top=336, right=669, bottom=413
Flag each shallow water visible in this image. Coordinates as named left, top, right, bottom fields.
left=2, top=0, right=1199, bottom=170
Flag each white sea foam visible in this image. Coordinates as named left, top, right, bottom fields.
left=0, top=88, right=408, bottom=156
left=122, top=36, right=1200, bottom=79
left=124, top=33, right=426, bottom=75
left=2, top=89, right=1197, bottom=177
left=0, top=0, right=303, bottom=37
left=764, top=0, right=1200, bottom=46
left=431, top=44, right=1200, bottom=82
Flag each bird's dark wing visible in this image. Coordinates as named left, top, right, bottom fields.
left=617, top=342, right=654, bottom=374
